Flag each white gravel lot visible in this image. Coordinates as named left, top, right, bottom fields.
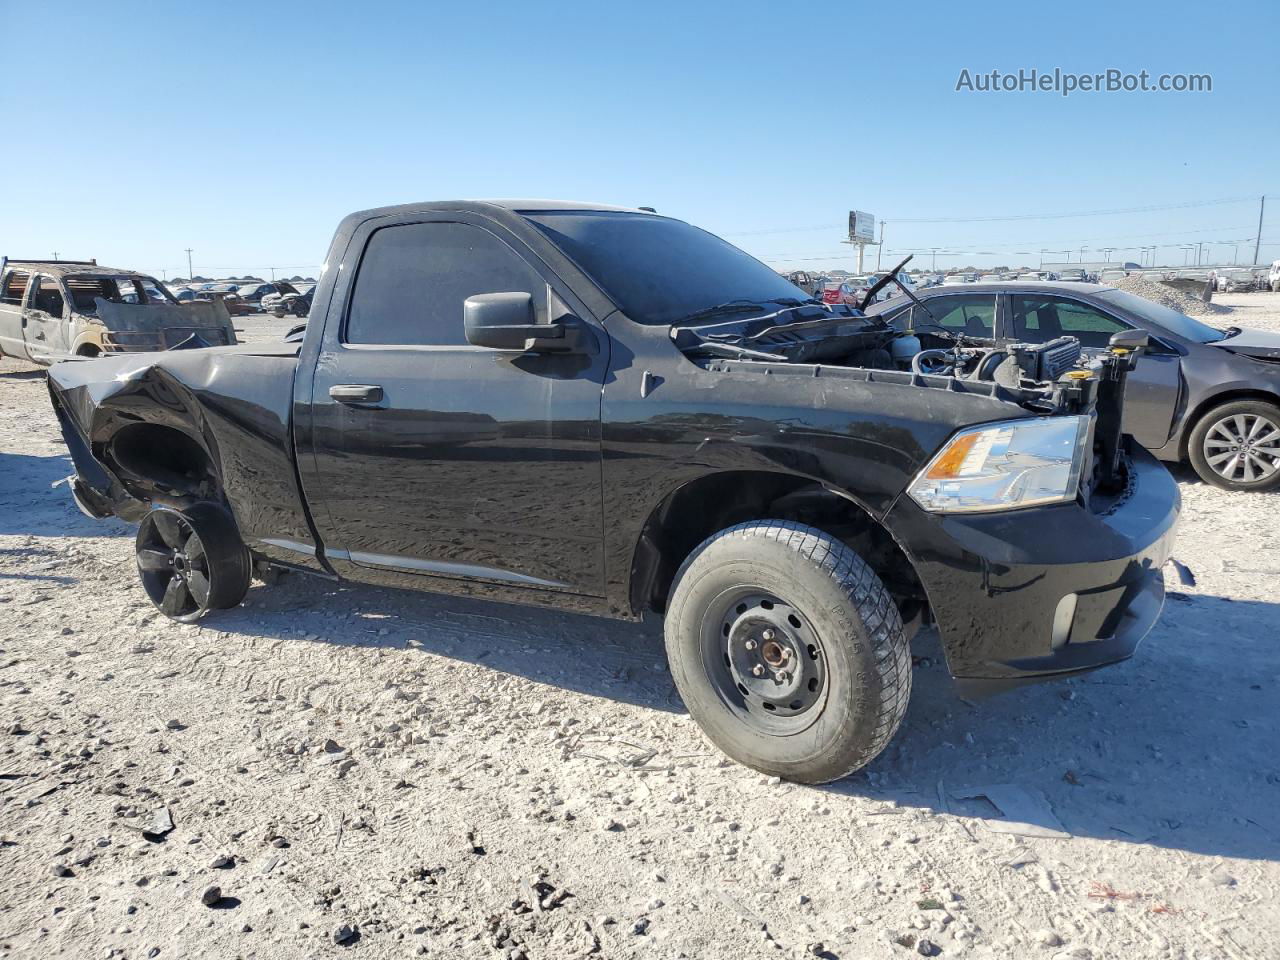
left=1, top=295, right=1278, bottom=960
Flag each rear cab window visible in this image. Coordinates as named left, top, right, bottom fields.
left=1, top=270, right=31, bottom=306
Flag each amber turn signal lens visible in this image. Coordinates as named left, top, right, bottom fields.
left=925, top=432, right=980, bottom=479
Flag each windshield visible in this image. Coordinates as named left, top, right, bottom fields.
left=525, top=211, right=809, bottom=325
left=1095, top=289, right=1227, bottom=343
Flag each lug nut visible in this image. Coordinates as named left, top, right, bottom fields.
left=762, top=629, right=775, bottom=641
left=752, top=665, right=765, bottom=677
left=775, top=671, right=789, bottom=683
left=744, top=639, right=757, bottom=651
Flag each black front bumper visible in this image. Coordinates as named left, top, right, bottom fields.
left=884, top=446, right=1179, bottom=689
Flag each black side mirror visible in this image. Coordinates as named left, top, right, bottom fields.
left=464, top=292, right=568, bottom=352
left=1108, top=329, right=1149, bottom=353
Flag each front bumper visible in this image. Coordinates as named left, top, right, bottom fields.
left=884, top=446, right=1179, bottom=689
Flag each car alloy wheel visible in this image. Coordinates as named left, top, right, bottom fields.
left=135, top=505, right=250, bottom=622
left=1202, top=412, right=1280, bottom=484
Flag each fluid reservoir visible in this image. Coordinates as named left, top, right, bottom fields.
left=890, top=334, right=922, bottom=365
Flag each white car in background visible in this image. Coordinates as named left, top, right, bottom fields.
left=1268, top=259, right=1280, bottom=292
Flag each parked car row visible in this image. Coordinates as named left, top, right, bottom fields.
left=170, top=279, right=316, bottom=316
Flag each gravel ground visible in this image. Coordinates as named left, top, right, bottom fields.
left=2, top=295, right=1278, bottom=960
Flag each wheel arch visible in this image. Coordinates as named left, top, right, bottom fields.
left=626, top=469, right=928, bottom=627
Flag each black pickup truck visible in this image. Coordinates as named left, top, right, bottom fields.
left=47, top=201, right=1179, bottom=783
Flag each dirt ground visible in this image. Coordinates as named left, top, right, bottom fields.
left=2, top=297, right=1278, bottom=960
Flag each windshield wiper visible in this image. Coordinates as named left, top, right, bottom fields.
left=677, top=297, right=820, bottom=325
left=678, top=300, right=768, bottom=323
left=685, top=340, right=787, bottom=362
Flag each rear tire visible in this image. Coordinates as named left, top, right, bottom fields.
left=136, top=504, right=250, bottom=622
left=1187, top=400, right=1280, bottom=491
left=664, top=520, right=911, bottom=784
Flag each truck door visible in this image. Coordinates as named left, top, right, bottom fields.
left=300, top=216, right=608, bottom=597
left=0, top=268, right=33, bottom=361
left=24, top=276, right=70, bottom=361
left=1007, top=293, right=1181, bottom=449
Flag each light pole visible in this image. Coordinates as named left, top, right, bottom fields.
left=931, top=248, right=939, bottom=272
left=1179, top=245, right=1194, bottom=265
left=185, top=248, right=194, bottom=280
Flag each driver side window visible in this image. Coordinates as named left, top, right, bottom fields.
left=33, top=278, right=66, bottom=317
left=1011, top=295, right=1128, bottom=348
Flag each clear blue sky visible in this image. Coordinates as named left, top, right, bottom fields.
left=2, top=0, right=1277, bottom=276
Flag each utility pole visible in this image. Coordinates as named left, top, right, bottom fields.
left=269, top=266, right=277, bottom=281
left=1195, top=241, right=1203, bottom=266
left=1255, top=195, right=1266, bottom=265
left=52, top=251, right=60, bottom=261
left=1039, top=249, right=1047, bottom=269
left=185, top=248, right=194, bottom=280
left=875, top=222, right=885, bottom=271
left=931, top=248, right=938, bottom=271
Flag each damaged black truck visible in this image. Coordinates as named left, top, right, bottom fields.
left=47, top=201, right=1179, bottom=783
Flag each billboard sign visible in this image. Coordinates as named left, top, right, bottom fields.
left=848, top=210, right=876, bottom=242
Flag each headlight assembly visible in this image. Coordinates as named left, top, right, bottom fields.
left=908, top=415, right=1092, bottom=513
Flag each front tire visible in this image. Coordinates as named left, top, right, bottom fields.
left=664, top=521, right=911, bottom=784
left=136, top=504, right=251, bottom=622
left=1187, top=400, right=1280, bottom=491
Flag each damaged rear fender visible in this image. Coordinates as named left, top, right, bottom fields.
left=47, top=356, right=227, bottom=514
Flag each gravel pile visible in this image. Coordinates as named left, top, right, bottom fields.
left=1107, top=274, right=1231, bottom=316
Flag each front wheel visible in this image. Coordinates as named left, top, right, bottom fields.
left=136, top=504, right=251, bottom=622
left=664, top=521, right=911, bottom=784
left=1187, top=400, right=1280, bottom=491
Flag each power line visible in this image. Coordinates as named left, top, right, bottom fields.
left=888, top=195, right=1259, bottom=224
left=725, top=194, right=1269, bottom=237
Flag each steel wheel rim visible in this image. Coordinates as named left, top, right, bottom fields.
left=137, top=512, right=212, bottom=620
left=1203, top=413, right=1280, bottom=483
left=699, top=589, right=828, bottom=736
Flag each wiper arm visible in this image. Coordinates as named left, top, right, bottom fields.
left=686, top=340, right=787, bottom=362
left=677, top=300, right=768, bottom=323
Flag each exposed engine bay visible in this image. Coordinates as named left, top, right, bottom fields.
left=671, top=256, right=1148, bottom=499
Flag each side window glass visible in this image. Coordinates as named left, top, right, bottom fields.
left=117, top=279, right=142, bottom=304
left=919, top=295, right=994, bottom=336
left=1012, top=296, right=1128, bottom=348
left=346, top=222, right=544, bottom=346
left=34, top=278, right=65, bottom=316
left=2, top=271, right=30, bottom=306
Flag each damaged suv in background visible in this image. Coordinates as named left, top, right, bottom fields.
left=0, top=258, right=237, bottom=364
left=46, top=202, right=1180, bottom=783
